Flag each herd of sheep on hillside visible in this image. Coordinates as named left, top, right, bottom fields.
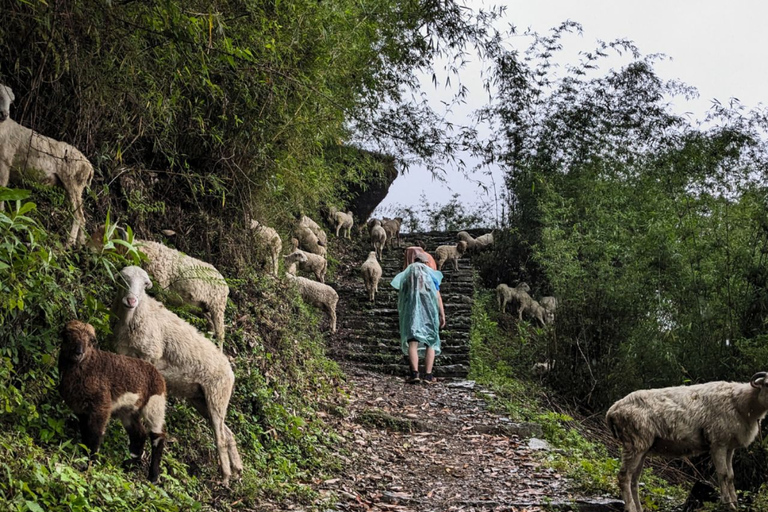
left=3, top=82, right=768, bottom=511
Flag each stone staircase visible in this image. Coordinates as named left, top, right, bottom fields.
left=331, top=230, right=478, bottom=378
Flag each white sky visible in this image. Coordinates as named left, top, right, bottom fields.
left=376, top=0, right=768, bottom=222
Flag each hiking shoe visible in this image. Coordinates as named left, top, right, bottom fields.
left=406, top=371, right=421, bottom=384
left=422, top=373, right=436, bottom=385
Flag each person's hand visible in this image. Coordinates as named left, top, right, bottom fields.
left=440, top=316, right=446, bottom=329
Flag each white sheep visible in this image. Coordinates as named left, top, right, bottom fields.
left=294, top=224, right=327, bottom=257
left=90, top=225, right=229, bottom=346
left=298, top=214, right=327, bottom=246
left=606, top=372, right=768, bottom=511
left=330, top=210, right=354, bottom=239
left=540, top=296, right=558, bottom=324
left=381, top=217, right=403, bottom=248
left=286, top=272, right=338, bottom=333
left=457, top=231, right=494, bottom=250
left=284, top=249, right=327, bottom=283
left=434, top=241, right=468, bottom=271
left=523, top=299, right=548, bottom=326
left=496, top=282, right=531, bottom=316
left=0, top=84, right=94, bottom=247
left=112, top=266, right=242, bottom=486
left=360, top=251, right=382, bottom=303
left=370, top=220, right=387, bottom=260
left=250, top=219, right=282, bottom=276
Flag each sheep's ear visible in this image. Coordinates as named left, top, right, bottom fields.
left=2, top=85, right=14, bottom=103
left=751, top=372, right=767, bottom=388
left=145, top=278, right=153, bottom=290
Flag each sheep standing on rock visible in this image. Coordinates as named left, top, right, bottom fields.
left=286, top=272, right=338, bottom=332
left=457, top=231, right=494, bottom=251
left=434, top=241, right=468, bottom=271
left=284, top=248, right=327, bottom=283
left=0, top=84, right=94, bottom=247
left=329, top=209, right=354, bottom=239
left=250, top=219, right=282, bottom=276
left=59, top=320, right=167, bottom=482
left=360, top=251, right=382, bottom=303
left=90, top=225, right=229, bottom=347
left=370, top=220, right=387, bottom=260
left=112, top=266, right=242, bottom=486
left=606, top=372, right=768, bottom=511
left=381, top=217, right=403, bottom=248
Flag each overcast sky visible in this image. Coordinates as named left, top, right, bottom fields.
left=376, top=0, right=768, bottom=221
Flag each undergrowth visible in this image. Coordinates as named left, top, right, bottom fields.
left=468, top=289, right=687, bottom=510
left=0, top=193, right=346, bottom=511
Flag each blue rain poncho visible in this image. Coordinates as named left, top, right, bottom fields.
left=390, top=262, right=444, bottom=357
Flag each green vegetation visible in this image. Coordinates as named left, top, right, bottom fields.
left=471, top=21, right=768, bottom=500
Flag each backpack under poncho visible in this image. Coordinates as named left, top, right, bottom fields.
left=390, top=262, right=443, bottom=357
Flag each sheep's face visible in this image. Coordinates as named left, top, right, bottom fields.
left=60, top=320, right=96, bottom=364
left=456, top=241, right=468, bottom=254
left=118, top=266, right=153, bottom=310
left=750, top=372, right=768, bottom=406
left=457, top=231, right=471, bottom=242
left=285, top=251, right=308, bottom=265
left=0, top=84, right=14, bottom=122
left=517, top=282, right=531, bottom=293
left=368, top=251, right=377, bottom=260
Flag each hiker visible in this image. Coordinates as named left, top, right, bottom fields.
left=391, top=250, right=446, bottom=384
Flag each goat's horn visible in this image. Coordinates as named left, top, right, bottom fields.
left=750, top=372, right=768, bottom=389
left=116, top=226, right=128, bottom=241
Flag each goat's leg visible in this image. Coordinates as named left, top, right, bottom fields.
left=618, top=449, right=646, bottom=512
left=454, top=257, right=459, bottom=271
left=712, top=446, right=737, bottom=508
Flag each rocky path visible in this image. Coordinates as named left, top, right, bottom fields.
left=311, top=365, right=622, bottom=512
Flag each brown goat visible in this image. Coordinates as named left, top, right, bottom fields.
left=58, top=320, right=167, bottom=482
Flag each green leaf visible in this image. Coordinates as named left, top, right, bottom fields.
left=0, top=187, right=31, bottom=202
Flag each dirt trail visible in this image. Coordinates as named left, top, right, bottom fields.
left=313, top=365, right=621, bottom=512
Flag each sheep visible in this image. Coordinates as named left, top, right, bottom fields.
left=523, top=299, right=548, bottom=327
left=112, top=266, right=242, bottom=485
left=286, top=272, right=338, bottom=333
left=90, top=224, right=229, bottom=347
left=284, top=249, right=327, bottom=283
left=329, top=210, right=354, bottom=239
left=360, top=251, right=382, bottom=303
left=250, top=219, right=282, bottom=276
left=298, top=214, right=327, bottom=246
left=370, top=220, right=387, bottom=260
left=434, top=241, right=468, bottom=271
left=294, top=224, right=327, bottom=257
left=496, top=282, right=531, bottom=316
left=0, top=84, right=94, bottom=247
left=457, top=231, right=495, bottom=251
left=381, top=217, right=403, bottom=248
left=540, top=296, right=558, bottom=324
left=606, top=372, right=768, bottom=512
left=59, top=320, right=167, bottom=482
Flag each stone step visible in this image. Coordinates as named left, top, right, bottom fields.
left=350, top=362, right=470, bottom=379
